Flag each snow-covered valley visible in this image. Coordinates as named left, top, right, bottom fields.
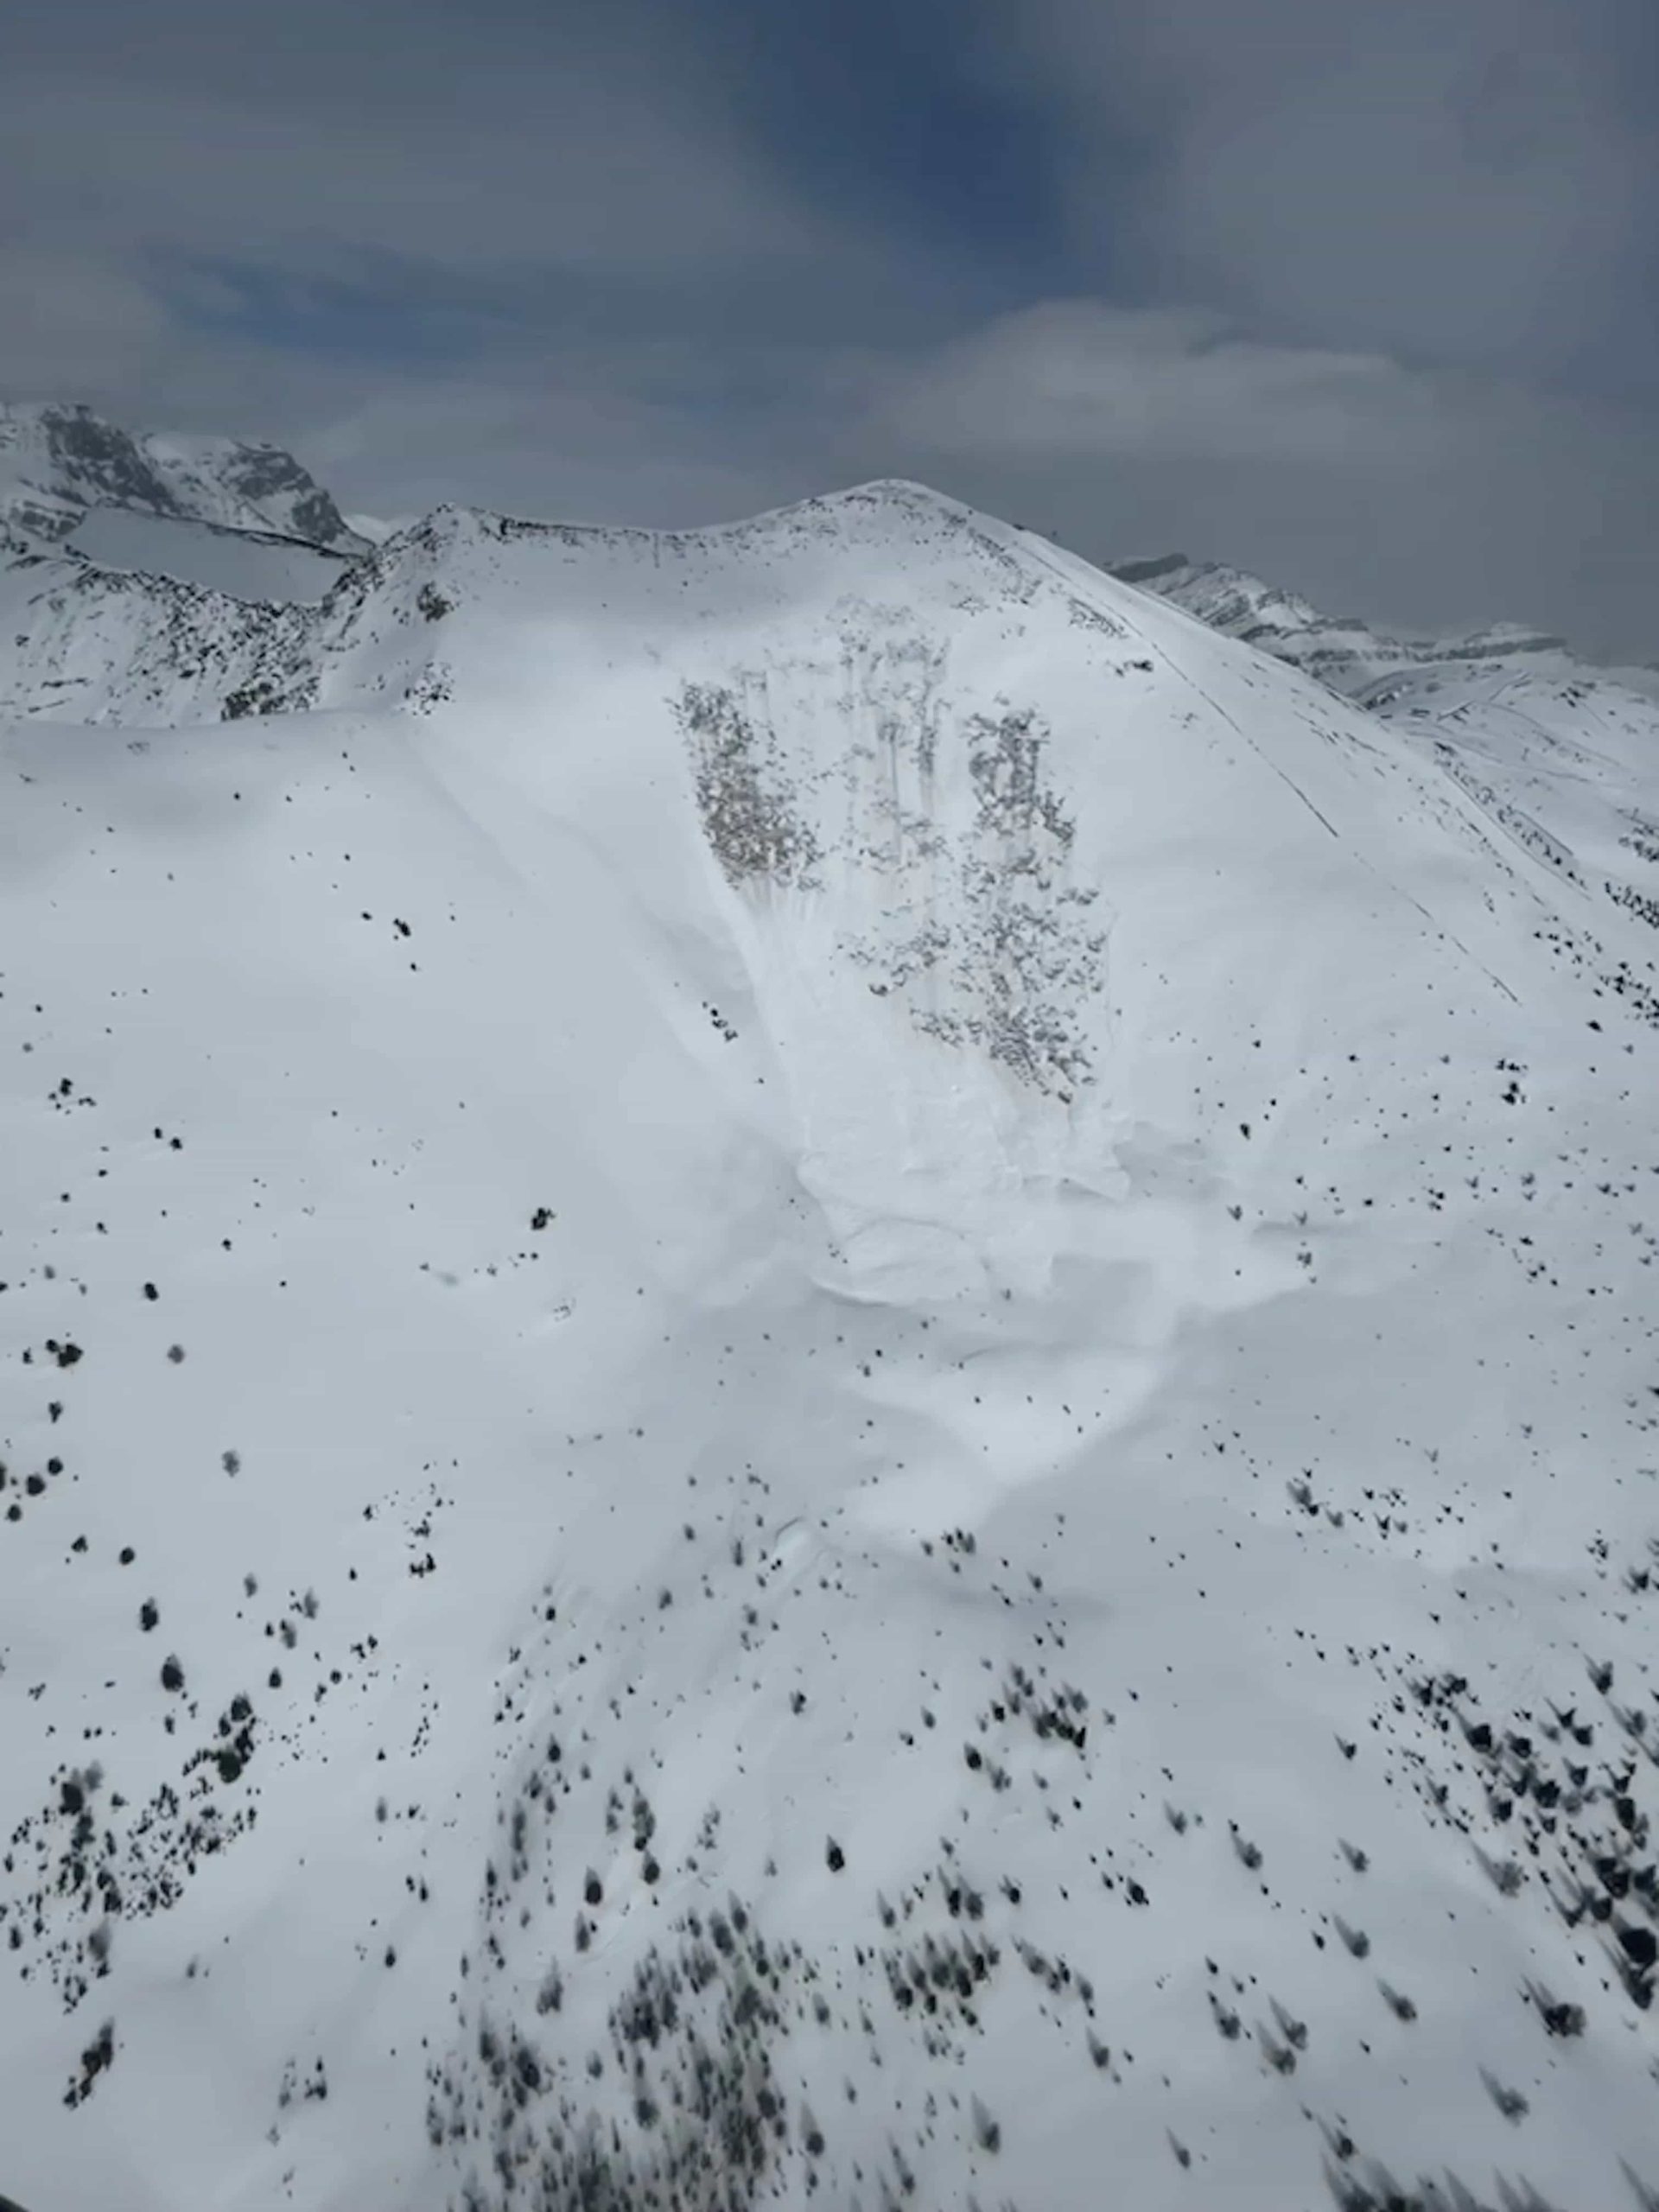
left=2, top=437, right=1657, bottom=2212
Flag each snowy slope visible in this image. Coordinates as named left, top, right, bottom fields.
left=2, top=482, right=1658, bottom=2212
left=67, top=509, right=353, bottom=606
left=0, top=403, right=370, bottom=556
left=1116, top=547, right=1659, bottom=1038
left=0, top=531, right=319, bottom=727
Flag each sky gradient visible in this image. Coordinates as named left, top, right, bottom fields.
left=9, top=0, right=1658, bottom=658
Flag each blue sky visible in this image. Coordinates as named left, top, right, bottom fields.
left=7, top=0, right=1659, bottom=656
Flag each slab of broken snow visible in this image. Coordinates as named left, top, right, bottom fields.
left=1, top=483, right=1656, bottom=2212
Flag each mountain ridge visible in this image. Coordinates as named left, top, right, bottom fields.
left=2, top=433, right=1658, bottom=2212
left=1108, top=549, right=1576, bottom=688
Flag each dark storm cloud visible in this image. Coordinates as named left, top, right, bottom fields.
left=7, top=0, right=1658, bottom=658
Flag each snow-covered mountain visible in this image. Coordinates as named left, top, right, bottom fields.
left=3, top=474, right=1658, bottom=2212
left=0, top=402, right=370, bottom=556
left=1106, top=551, right=1579, bottom=691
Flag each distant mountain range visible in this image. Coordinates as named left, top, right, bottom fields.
left=1109, top=550, right=1581, bottom=684
left=0, top=399, right=370, bottom=555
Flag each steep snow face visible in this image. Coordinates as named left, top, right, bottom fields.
left=3, top=480, right=1659, bottom=2212
left=1113, top=547, right=1659, bottom=1029
left=135, top=430, right=370, bottom=553
left=0, top=403, right=370, bottom=555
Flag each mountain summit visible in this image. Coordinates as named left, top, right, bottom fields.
left=1, top=463, right=1658, bottom=2212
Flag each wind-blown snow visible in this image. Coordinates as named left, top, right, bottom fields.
left=2, top=478, right=1657, bottom=2212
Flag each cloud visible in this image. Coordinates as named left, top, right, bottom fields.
left=5, top=0, right=1658, bottom=664
left=3, top=68, right=832, bottom=288
left=1, top=0, right=959, bottom=417
left=974, top=0, right=1659, bottom=384
left=290, top=367, right=804, bottom=528
left=837, top=295, right=1659, bottom=661
left=874, top=300, right=1450, bottom=467
left=0, top=247, right=174, bottom=397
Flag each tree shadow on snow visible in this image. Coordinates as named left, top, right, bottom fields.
left=1325, top=2153, right=1659, bottom=2212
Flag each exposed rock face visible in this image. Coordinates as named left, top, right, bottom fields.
left=0, top=400, right=369, bottom=552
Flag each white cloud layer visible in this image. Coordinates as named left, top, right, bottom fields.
left=874, top=302, right=1450, bottom=467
